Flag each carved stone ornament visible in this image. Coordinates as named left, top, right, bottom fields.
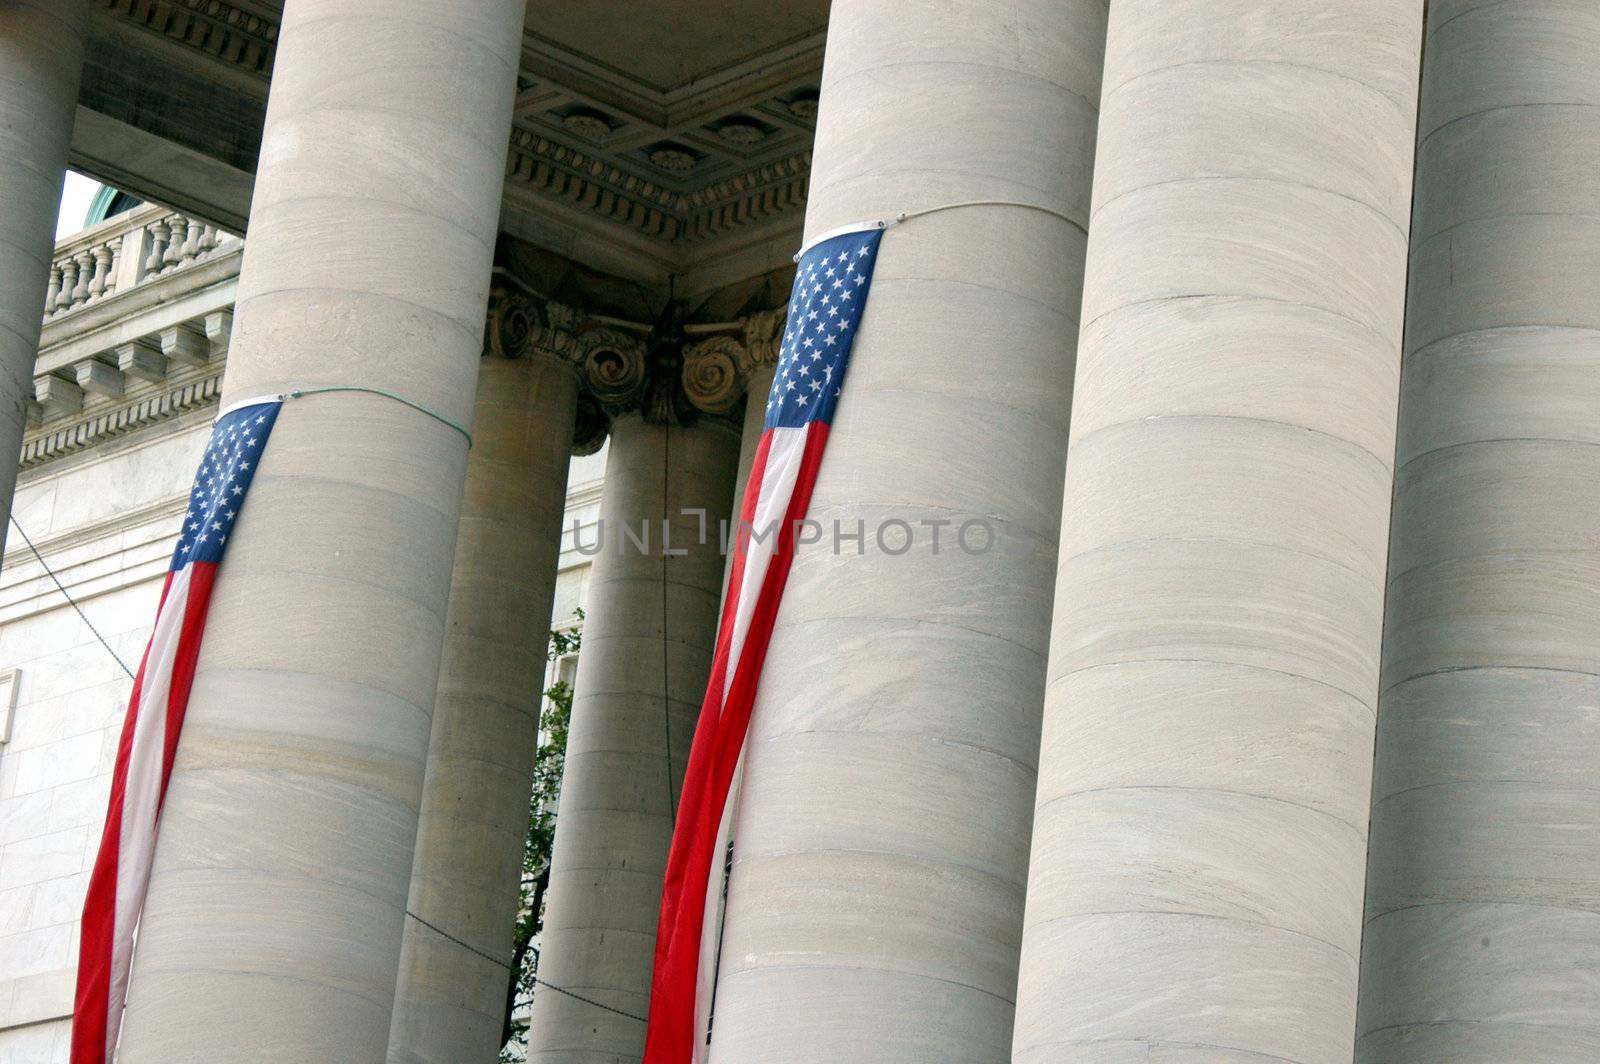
left=484, top=288, right=535, bottom=359
left=578, top=326, right=649, bottom=409
left=681, top=335, right=744, bottom=415
left=742, top=307, right=785, bottom=369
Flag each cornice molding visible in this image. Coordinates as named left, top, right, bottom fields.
left=97, top=0, right=277, bottom=76
left=21, top=370, right=224, bottom=470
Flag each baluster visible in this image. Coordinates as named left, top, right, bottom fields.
left=88, top=246, right=114, bottom=299
left=178, top=218, right=204, bottom=262
left=57, top=257, right=80, bottom=309
left=104, top=244, right=121, bottom=296
left=198, top=224, right=219, bottom=253
left=44, top=266, right=62, bottom=315
left=162, top=216, right=184, bottom=267
left=70, top=251, right=94, bottom=304
left=144, top=220, right=170, bottom=274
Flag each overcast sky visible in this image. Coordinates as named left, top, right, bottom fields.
left=56, top=171, right=103, bottom=240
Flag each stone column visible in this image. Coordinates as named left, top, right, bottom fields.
left=1012, top=5, right=1422, bottom=1063
left=0, top=0, right=87, bottom=552
left=116, top=1, right=525, bottom=1060
left=387, top=293, right=581, bottom=1064
left=705, top=1, right=1104, bottom=1061
left=1357, top=6, right=1600, bottom=1062
left=731, top=363, right=772, bottom=492
left=525, top=345, right=740, bottom=1060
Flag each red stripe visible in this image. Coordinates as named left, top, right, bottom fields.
left=647, top=429, right=773, bottom=992
left=160, top=563, right=216, bottom=802
left=71, top=572, right=172, bottom=1064
left=644, top=421, right=831, bottom=1063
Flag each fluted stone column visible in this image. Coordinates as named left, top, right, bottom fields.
left=388, top=298, right=581, bottom=1064
left=526, top=408, right=739, bottom=1061
left=116, top=1, right=525, bottom=1060
left=0, top=0, right=87, bottom=552
left=705, top=1, right=1104, bottom=1061
left=1357, top=6, right=1600, bottom=1062
left=1013, top=4, right=1423, bottom=1063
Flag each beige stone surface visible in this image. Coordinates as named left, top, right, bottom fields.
left=1356, top=5, right=1600, bottom=1060
left=1015, top=3, right=1422, bottom=1062
left=112, top=1, right=526, bottom=1060
left=526, top=414, right=738, bottom=1062
left=704, top=0, right=1104, bottom=1060
left=388, top=354, right=578, bottom=1063
left=0, top=1, right=87, bottom=553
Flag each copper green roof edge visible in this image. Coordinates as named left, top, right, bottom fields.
left=85, top=185, right=142, bottom=227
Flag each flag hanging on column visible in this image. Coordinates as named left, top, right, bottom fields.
left=72, top=398, right=283, bottom=1064
left=644, top=224, right=884, bottom=1063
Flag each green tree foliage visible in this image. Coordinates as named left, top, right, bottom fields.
left=501, top=613, right=581, bottom=1059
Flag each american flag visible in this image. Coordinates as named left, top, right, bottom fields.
left=73, top=398, right=282, bottom=1064
left=644, top=224, right=884, bottom=1063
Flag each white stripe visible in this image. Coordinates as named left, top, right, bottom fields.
left=692, top=425, right=811, bottom=1058
left=693, top=745, right=745, bottom=1064
left=792, top=219, right=887, bottom=262
left=107, top=564, right=194, bottom=1059
left=214, top=394, right=284, bottom=421
left=719, top=426, right=809, bottom=705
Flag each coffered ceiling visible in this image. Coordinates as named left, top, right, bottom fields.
left=73, top=0, right=829, bottom=288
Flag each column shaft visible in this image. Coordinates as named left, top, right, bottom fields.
left=526, top=414, right=738, bottom=1062
left=389, top=354, right=578, bottom=1063
left=731, top=365, right=774, bottom=506
left=706, top=1, right=1104, bottom=1060
left=0, top=0, right=87, bottom=548
left=1357, top=5, right=1600, bottom=1061
left=1014, top=3, right=1422, bottom=1062
left=116, top=0, right=525, bottom=1059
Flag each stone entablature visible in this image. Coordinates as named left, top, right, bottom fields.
left=29, top=220, right=786, bottom=472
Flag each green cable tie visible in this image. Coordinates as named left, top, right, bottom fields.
left=285, top=385, right=472, bottom=447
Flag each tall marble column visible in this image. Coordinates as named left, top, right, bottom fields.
left=388, top=294, right=581, bottom=1064
left=1013, top=4, right=1423, bottom=1063
left=705, top=1, right=1104, bottom=1061
left=1357, top=6, right=1600, bottom=1062
left=0, top=0, right=87, bottom=553
left=525, top=353, right=740, bottom=1061
left=116, top=1, right=525, bottom=1060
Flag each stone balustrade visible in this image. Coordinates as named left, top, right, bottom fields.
left=43, top=204, right=236, bottom=320
left=27, top=204, right=244, bottom=462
